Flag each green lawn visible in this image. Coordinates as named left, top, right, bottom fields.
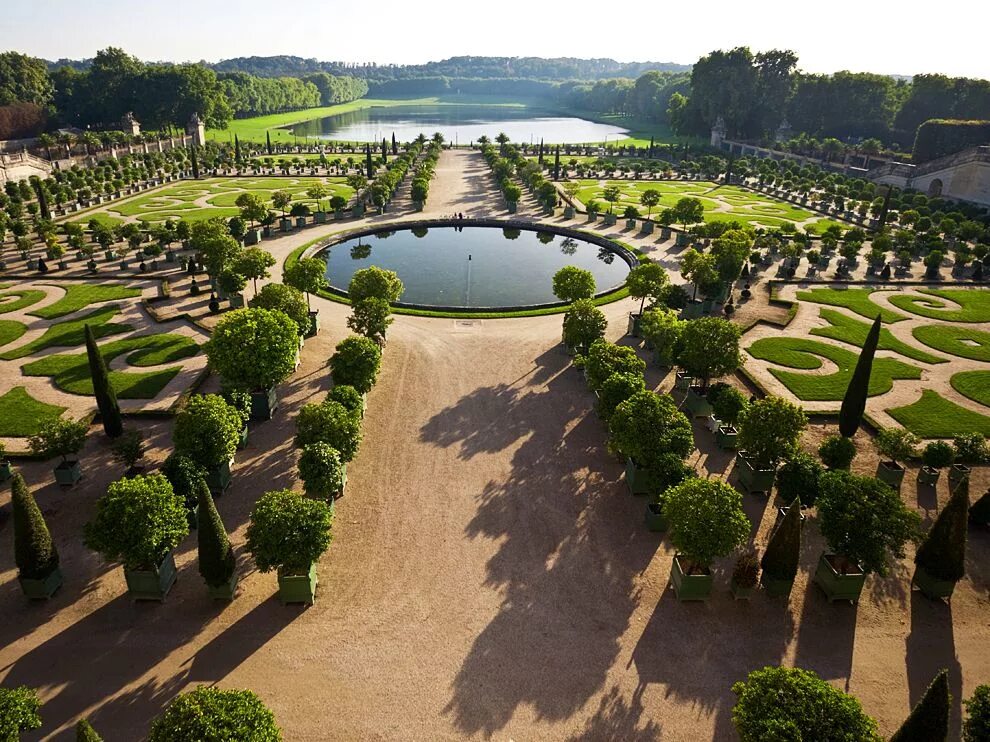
left=912, top=324, right=990, bottom=362
left=888, top=289, right=990, bottom=322
left=950, top=371, right=990, bottom=407
left=21, top=334, right=199, bottom=398
left=29, top=284, right=143, bottom=320
left=0, top=305, right=133, bottom=360
left=811, top=309, right=944, bottom=364
left=0, top=319, right=28, bottom=348
left=0, top=387, right=67, bottom=437
left=888, top=390, right=990, bottom=438
left=747, top=337, right=921, bottom=400
left=794, top=287, right=905, bottom=323
left=0, top=288, right=46, bottom=315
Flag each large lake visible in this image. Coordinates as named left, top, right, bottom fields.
left=320, top=226, right=631, bottom=309
left=285, top=104, right=628, bottom=144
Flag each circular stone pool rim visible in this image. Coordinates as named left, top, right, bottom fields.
left=302, top=218, right=638, bottom=314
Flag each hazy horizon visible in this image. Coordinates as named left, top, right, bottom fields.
left=3, top=0, right=988, bottom=80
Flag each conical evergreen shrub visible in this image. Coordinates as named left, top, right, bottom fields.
left=761, top=497, right=801, bottom=580
left=970, top=489, right=990, bottom=525
left=85, top=324, right=122, bottom=438
left=75, top=718, right=103, bottom=741
left=197, top=479, right=235, bottom=588
left=916, top=482, right=969, bottom=581
left=839, top=316, right=880, bottom=437
left=12, top=473, right=59, bottom=580
left=890, top=669, right=949, bottom=742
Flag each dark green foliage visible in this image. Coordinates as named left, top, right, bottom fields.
left=561, top=299, right=607, bottom=354
left=890, top=669, right=949, bottom=742
left=913, top=119, right=990, bottom=163
left=761, top=497, right=801, bottom=580
left=648, top=453, right=695, bottom=503
left=249, top=283, right=309, bottom=337
left=731, top=666, right=880, bottom=741
left=12, top=473, right=59, bottom=580
left=162, top=454, right=208, bottom=510
left=295, top=400, right=362, bottom=461
left=964, top=685, right=990, bottom=742
left=197, top=479, right=235, bottom=588
left=839, top=316, right=880, bottom=437
left=608, top=390, right=694, bottom=469
left=246, top=489, right=332, bottom=575
left=584, top=340, right=646, bottom=392
left=971, top=490, right=990, bottom=524
left=676, top=316, right=742, bottom=388
left=173, top=395, right=242, bottom=471
left=85, top=324, right=122, bottom=438
left=664, top=478, right=750, bottom=566
left=0, top=686, right=43, bottom=740
left=818, top=434, right=857, bottom=469
left=148, top=686, right=281, bottom=742
left=190, top=146, right=199, bottom=179
left=708, top=383, right=748, bottom=425
left=923, top=440, right=956, bottom=469
left=75, top=718, right=103, bottom=741
left=915, top=483, right=968, bottom=582
left=328, top=335, right=381, bottom=394
left=326, top=385, right=363, bottom=416
left=737, top=396, right=807, bottom=466
left=953, top=433, right=988, bottom=464
left=597, top=372, right=646, bottom=421
left=776, top=452, right=823, bottom=507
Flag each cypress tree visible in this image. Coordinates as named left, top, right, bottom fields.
left=391, top=132, right=397, bottom=155
left=916, top=481, right=968, bottom=581
left=553, top=147, right=560, bottom=181
left=266, top=130, right=272, bottom=155
left=971, top=489, right=990, bottom=525
left=75, top=719, right=103, bottom=741
left=365, top=144, right=373, bottom=178
left=382, top=137, right=388, bottom=163
left=839, top=315, right=881, bottom=437
left=760, top=497, right=801, bottom=582
left=649, top=135, right=655, bottom=158
left=538, top=138, right=544, bottom=165
left=197, top=478, right=236, bottom=588
left=234, top=134, right=241, bottom=164
left=189, top=145, right=199, bottom=179
left=33, top=178, right=51, bottom=221
left=85, top=324, right=123, bottom=438
left=890, top=669, right=949, bottom=742
left=877, top=184, right=893, bottom=230
left=12, top=473, right=60, bottom=580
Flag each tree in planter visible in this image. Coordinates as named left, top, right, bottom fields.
left=327, top=384, right=364, bottom=417
left=246, top=488, right=332, bottom=584
left=148, top=686, right=282, bottom=742
left=708, top=383, right=747, bottom=427
left=295, top=400, right=362, bottom=461
left=664, top=478, right=750, bottom=572
left=640, top=307, right=685, bottom=366
left=914, top=482, right=968, bottom=596
left=234, top=192, right=268, bottom=229
left=217, top=268, right=248, bottom=300
left=818, top=434, right=857, bottom=470
left=249, top=284, right=310, bottom=338
left=964, top=685, right=990, bottom=742
left=298, top=442, right=346, bottom=500
left=922, top=440, right=955, bottom=482
left=954, top=433, right=988, bottom=466
left=737, top=396, right=807, bottom=467
left=676, top=317, right=742, bottom=390
left=110, top=429, right=145, bottom=475
left=761, top=497, right=802, bottom=588
left=584, top=340, right=646, bottom=392
left=731, top=666, right=880, bottom=741
left=205, top=308, right=300, bottom=394
left=162, top=453, right=208, bottom=517
left=233, top=247, right=277, bottom=297
left=329, top=335, right=382, bottom=394
left=711, top=228, right=753, bottom=289
left=679, top=248, right=719, bottom=300
left=640, top=189, right=660, bottom=219
left=562, top=299, right=607, bottom=354
left=28, top=417, right=88, bottom=469
left=347, top=297, right=393, bottom=346
left=272, top=190, right=292, bottom=217
left=348, top=265, right=404, bottom=305
left=197, top=479, right=237, bottom=594
left=552, top=265, right=597, bottom=304
left=84, top=473, right=189, bottom=572
left=12, top=472, right=60, bottom=582
left=609, top=391, right=694, bottom=469
left=839, top=315, right=881, bottom=437
left=85, top=324, right=122, bottom=438
left=625, top=262, right=669, bottom=316
left=0, top=686, right=43, bottom=739
left=173, top=395, right=242, bottom=472
left=776, top=452, right=823, bottom=507
left=597, top=372, right=646, bottom=422
left=190, top=217, right=241, bottom=279
left=889, top=669, right=949, bottom=742
left=817, top=470, right=920, bottom=576
left=874, top=427, right=919, bottom=478
left=284, top=256, right=329, bottom=312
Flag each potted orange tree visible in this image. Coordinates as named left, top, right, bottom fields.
left=149, top=687, right=281, bottom=741
left=873, top=427, right=918, bottom=491
left=736, top=396, right=806, bottom=495
left=676, top=317, right=743, bottom=419
left=28, top=417, right=88, bottom=487
left=173, top=395, right=242, bottom=495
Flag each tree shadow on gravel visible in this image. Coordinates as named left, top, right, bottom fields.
left=564, top=685, right=663, bottom=741
left=905, top=590, right=964, bottom=738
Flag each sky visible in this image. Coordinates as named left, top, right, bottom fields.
left=3, top=0, right=989, bottom=79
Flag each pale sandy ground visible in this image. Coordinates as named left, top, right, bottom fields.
left=0, top=151, right=988, bottom=741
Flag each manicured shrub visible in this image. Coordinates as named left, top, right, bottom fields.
left=890, top=669, right=949, bottom=742
left=609, top=391, right=694, bottom=469
left=205, top=308, right=300, bottom=391
left=597, top=372, right=645, bottom=421
left=584, top=340, right=646, bottom=392
left=625, top=262, right=669, bottom=314
left=552, top=265, right=596, bottom=302
left=75, top=718, right=103, bottom=741
left=664, top=478, right=749, bottom=568
left=915, top=482, right=968, bottom=582
left=348, top=265, right=403, bottom=304
left=295, top=400, right=362, bottom=461
left=327, top=385, right=363, bottom=416
left=561, top=299, right=606, bottom=353
left=347, top=297, right=393, bottom=345
left=839, top=316, right=880, bottom=437
left=197, top=479, right=236, bottom=589
left=819, top=434, right=857, bottom=470
left=817, top=471, right=921, bottom=575
left=708, top=383, right=748, bottom=426
left=953, top=433, right=988, bottom=465
left=874, top=427, right=919, bottom=465
left=676, top=316, right=742, bottom=389
left=964, top=684, right=990, bottom=742
left=298, top=443, right=346, bottom=499
left=249, top=283, right=309, bottom=337
left=640, top=307, right=684, bottom=366
left=776, top=453, right=824, bottom=507
left=246, top=489, right=333, bottom=574
left=148, top=686, right=281, bottom=742
left=923, top=440, right=955, bottom=469
left=173, top=395, right=242, bottom=471
left=161, top=453, right=208, bottom=512
left=328, top=335, right=381, bottom=394
left=28, top=417, right=88, bottom=464
left=12, top=473, right=59, bottom=580
left=283, top=256, right=329, bottom=309
left=737, top=396, right=807, bottom=467
left=761, top=497, right=802, bottom=581
left=85, top=323, right=122, bottom=438
left=648, top=454, right=695, bottom=504
left=84, top=473, right=189, bottom=571
left=0, top=686, right=43, bottom=740
left=731, top=666, right=880, bottom=741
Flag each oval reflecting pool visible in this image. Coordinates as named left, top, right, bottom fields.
left=320, top=226, right=631, bottom=309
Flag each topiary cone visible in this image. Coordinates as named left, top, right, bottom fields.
left=889, top=669, right=949, bottom=742
left=75, top=718, right=103, bottom=741
left=839, top=315, right=881, bottom=437
left=761, top=497, right=801, bottom=581
left=85, top=324, right=123, bottom=438
left=197, top=479, right=235, bottom=588
left=916, top=481, right=969, bottom=582
left=12, top=472, right=60, bottom=580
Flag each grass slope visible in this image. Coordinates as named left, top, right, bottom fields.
left=29, top=284, right=142, bottom=320
left=811, top=308, right=944, bottom=364
left=0, top=387, right=67, bottom=437
left=795, top=287, right=905, bottom=323
left=888, top=288, right=990, bottom=322
left=888, top=390, right=990, bottom=438
left=747, top=336, right=921, bottom=400
left=912, top=324, right=990, bottom=362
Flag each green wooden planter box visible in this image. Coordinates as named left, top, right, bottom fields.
left=0, top=460, right=11, bottom=482
left=563, top=206, right=575, bottom=218
left=760, top=573, right=794, bottom=597
left=644, top=503, right=667, bottom=532
left=250, top=386, right=278, bottom=421
left=627, top=312, right=642, bottom=337
left=876, top=461, right=905, bottom=490
left=736, top=453, right=775, bottom=494
left=813, top=554, right=866, bottom=603
left=625, top=218, right=637, bottom=230
left=124, top=552, right=177, bottom=602
left=280, top=218, right=292, bottom=232
left=674, top=371, right=693, bottom=391
left=949, top=464, right=971, bottom=489
left=228, top=293, right=246, bottom=309
left=604, top=213, right=617, bottom=226
left=54, top=459, right=82, bottom=487
left=352, top=203, right=366, bottom=217
left=641, top=221, right=655, bottom=235
left=208, top=571, right=240, bottom=600
left=244, top=229, right=262, bottom=245
left=680, top=300, right=704, bottom=320
left=669, top=556, right=713, bottom=601
left=306, top=310, right=320, bottom=338
left=912, top=564, right=956, bottom=600
left=206, top=459, right=232, bottom=495
left=506, top=201, right=518, bottom=213
left=314, top=211, right=328, bottom=224
left=625, top=458, right=659, bottom=495
left=918, top=466, right=940, bottom=486
left=19, top=566, right=64, bottom=600
left=278, top=563, right=318, bottom=605
left=684, top=387, right=712, bottom=417
left=731, top=581, right=756, bottom=600
left=295, top=217, right=307, bottom=229
left=716, top=425, right=739, bottom=450
left=238, top=424, right=249, bottom=450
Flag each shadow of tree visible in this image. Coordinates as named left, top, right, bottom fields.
left=564, top=685, right=663, bottom=741
left=905, top=590, right=964, bottom=738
